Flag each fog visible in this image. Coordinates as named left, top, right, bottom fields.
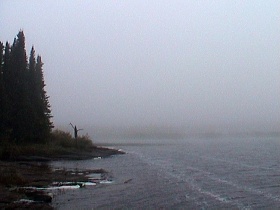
left=1, top=1, right=279, bottom=136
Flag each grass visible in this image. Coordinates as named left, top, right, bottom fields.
left=0, top=129, right=95, bottom=160
left=50, top=129, right=94, bottom=151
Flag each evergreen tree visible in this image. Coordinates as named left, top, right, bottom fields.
left=34, top=55, right=53, bottom=140
left=27, top=47, right=53, bottom=141
left=0, top=42, right=3, bottom=82
left=3, top=42, right=11, bottom=93
left=1, top=42, right=12, bottom=138
left=8, top=31, right=33, bottom=142
left=28, top=46, right=36, bottom=90
left=0, top=41, right=6, bottom=138
left=27, top=46, right=37, bottom=141
left=0, top=31, right=53, bottom=143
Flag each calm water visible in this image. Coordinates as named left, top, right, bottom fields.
left=52, top=135, right=280, bottom=209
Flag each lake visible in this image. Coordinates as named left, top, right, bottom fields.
left=51, top=135, right=280, bottom=209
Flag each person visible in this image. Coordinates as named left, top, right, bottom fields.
left=70, top=123, right=83, bottom=139
left=74, top=126, right=78, bottom=139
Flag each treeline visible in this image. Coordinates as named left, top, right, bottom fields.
left=0, top=31, right=53, bottom=143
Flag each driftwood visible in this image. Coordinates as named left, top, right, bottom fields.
left=124, top=179, right=132, bottom=184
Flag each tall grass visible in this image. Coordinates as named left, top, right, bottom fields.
left=50, top=129, right=94, bottom=152
left=0, top=129, right=95, bottom=160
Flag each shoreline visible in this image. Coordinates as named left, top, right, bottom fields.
left=15, top=145, right=125, bottom=162
left=0, top=146, right=124, bottom=209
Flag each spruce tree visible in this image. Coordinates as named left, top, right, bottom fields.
left=3, top=42, right=11, bottom=93
left=27, top=46, right=37, bottom=141
left=0, top=42, right=4, bottom=83
left=34, top=55, right=53, bottom=141
left=0, top=41, right=6, bottom=138
left=8, top=31, right=33, bottom=143
left=27, top=47, right=53, bottom=142
left=0, top=31, right=53, bottom=143
left=2, top=42, right=11, bottom=139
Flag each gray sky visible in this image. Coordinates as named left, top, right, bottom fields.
left=1, top=1, right=280, bottom=134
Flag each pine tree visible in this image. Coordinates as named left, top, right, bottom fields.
left=0, top=42, right=4, bottom=82
left=27, top=47, right=53, bottom=142
left=8, top=31, right=33, bottom=143
left=28, top=47, right=36, bottom=91
left=3, top=42, right=11, bottom=93
left=1, top=31, right=53, bottom=143
left=27, top=46, right=38, bottom=141
left=2, top=42, right=12, bottom=139
left=34, top=55, right=53, bottom=141
left=0, top=41, right=6, bottom=138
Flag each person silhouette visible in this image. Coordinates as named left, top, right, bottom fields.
left=70, top=123, right=83, bottom=139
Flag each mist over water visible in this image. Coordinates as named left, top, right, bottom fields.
left=1, top=1, right=279, bottom=134
left=1, top=1, right=280, bottom=209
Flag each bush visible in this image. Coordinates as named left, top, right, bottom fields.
left=50, top=130, right=75, bottom=148
left=0, top=129, right=95, bottom=160
left=0, top=138, right=23, bottom=160
left=76, top=135, right=94, bottom=151
left=50, top=129, right=93, bottom=151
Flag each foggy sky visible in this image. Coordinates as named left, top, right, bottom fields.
left=1, top=1, right=280, bottom=134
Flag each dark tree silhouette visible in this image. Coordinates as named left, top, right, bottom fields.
left=1, top=42, right=11, bottom=138
left=33, top=55, right=53, bottom=141
left=0, top=31, right=53, bottom=143
left=8, top=31, right=31, bottom=142
left=0, top=41, right=6, bottom=138
left=27, top=46, right=37, bottom=140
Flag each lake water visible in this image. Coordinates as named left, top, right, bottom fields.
left=51, top=135, right=280, bottom=209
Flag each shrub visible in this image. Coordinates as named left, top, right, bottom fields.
left=0, top=140, right=22, bottom=160
left=0, top=129, right=95, bottom=160
left=76, top=135, right=94, bottom=151
left=50, top=129, right=93, bottom=151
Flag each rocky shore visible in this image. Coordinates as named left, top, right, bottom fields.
left=0, top=146, right=124, bottom=209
